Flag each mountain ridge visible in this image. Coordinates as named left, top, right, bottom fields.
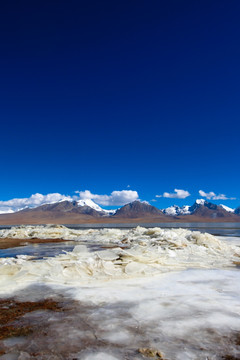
left=0, top=199, right=239, bottom=225
left=114, top=200, right=165, bottom=218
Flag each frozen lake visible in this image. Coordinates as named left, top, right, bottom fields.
left=0, top=225, right=240, bottom=359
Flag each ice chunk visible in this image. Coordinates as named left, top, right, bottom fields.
left=81, top=353, right=120, bottom=360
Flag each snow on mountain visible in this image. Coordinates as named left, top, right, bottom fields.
left=163, top=205, right=191, bottom=216
left=194, top=200, right=235, bottom=213
left=77, top=199, right=104, bottom=212
left=0, top=196, right=237, bottom=218
left=77, top=199, right=116, bottom=215
left=195, top=199, right=206, bottom=205
left=103, top=209, right=117, bottom=215
left=219, top=204, right=234, bottom=213
left=163, top=199, right=236, bottom=216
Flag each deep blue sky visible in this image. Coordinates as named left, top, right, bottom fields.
left=0, top=0, right=239, bottom=208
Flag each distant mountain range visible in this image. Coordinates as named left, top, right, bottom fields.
left=0, top=199, right=239, bottom=225
left=163, top=199, right=236, bottom=217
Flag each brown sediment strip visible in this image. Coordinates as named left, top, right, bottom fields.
left=0, top=237, right=66, bottom=249
left=0, top=237, right=129, bottom=250
left=0, top=298, right=64, bottom=340
left=0, top=296, right=119, bottom=358
left=0, top=296, right=240, bottom=359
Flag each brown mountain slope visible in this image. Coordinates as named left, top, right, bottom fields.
left=22, top=201, right=103, bottom=217
left=0, top=200, right=239, bottom=225
left=114, top=201, right=165, bottom=218
left=188, top=201, right=238, bottom=219
left=0, top=211, right=239, bottom=225
left=0, top=210, right=96, bottom=225
left=0, top=201, right=103, bottom=225
left=0, top=200, right=172, bottom=225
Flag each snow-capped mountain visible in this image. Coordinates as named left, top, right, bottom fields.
left=163, top=199, right=238, bottom=218
left=195, top=199, right=206, bottom=205
left=0, top=198, right=239, bottom=225
left=163, top=199, right=209, bottom=216
left=17, top=199, right=116, bottom=216
left=76, top=199, right=104, bottom=212
left=76, top=199, right=116, bottom=215
left=31, top=199, right=117, bottom=216
left=163, top=205, right=191, bottom=216
left=186, top=199, right=237, bottom=219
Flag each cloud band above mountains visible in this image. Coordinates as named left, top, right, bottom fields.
left=0, top=189, right=237, bottom=214
left=0, top=193, right=72, bottom=214
left=0, top=190, right=140, bottom=213
left=75, top=190, right=139, bottom=206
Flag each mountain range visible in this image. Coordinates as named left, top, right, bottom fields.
left=0, top=198, right=239, bottom=225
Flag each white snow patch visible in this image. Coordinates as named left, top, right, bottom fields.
left=77, top=199, right=116, bottom=215
left=164, top=205, right=191, bottom=216
left=77, top=199, right=104, bottom=212
left=219, top=204, right=234, bottom=213
left=195, top=199, right=206, bottom=205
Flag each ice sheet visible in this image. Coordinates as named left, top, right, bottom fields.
left=0, top=270, right=240, bottom=359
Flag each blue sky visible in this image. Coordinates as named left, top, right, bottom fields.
left=0, top=0, right=239, bottom=210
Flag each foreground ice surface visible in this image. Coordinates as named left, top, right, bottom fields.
left=0, top=226, right=240, bottom=359
left=0, top=270, right=240, bottom=359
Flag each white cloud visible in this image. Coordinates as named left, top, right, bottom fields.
left=156, top=189, right=190, bottom=199
left=0, top=209, right=14, bottom=214
left=75, top=190, right=139, bottom=206
left=0, top=193, right=72, bottom=213
left=0, top=189, right=140, bottom=214
left=199, top=190, right=236, bottom=201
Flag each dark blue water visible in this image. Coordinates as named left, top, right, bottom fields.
left=65, top=223, right=240, bottom=237
left=1, top=223, right=240, bottom=236
left=0, top=241, right=107, bottom=259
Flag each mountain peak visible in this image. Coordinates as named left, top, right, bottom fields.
left=114, top=200, right=163, bottom=218
left=163, top=205, right=191, bottom=216
left=195, top=199, right=206, bottom=205
left=76, top=199, right=104, bottom=212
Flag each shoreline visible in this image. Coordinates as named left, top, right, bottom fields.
left=0, top=238, right=66, bottom=250
left=1, top=221, right=240, bottom=228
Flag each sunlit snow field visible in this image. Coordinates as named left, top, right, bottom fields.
left=0, top=225, right=240, bottom=359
